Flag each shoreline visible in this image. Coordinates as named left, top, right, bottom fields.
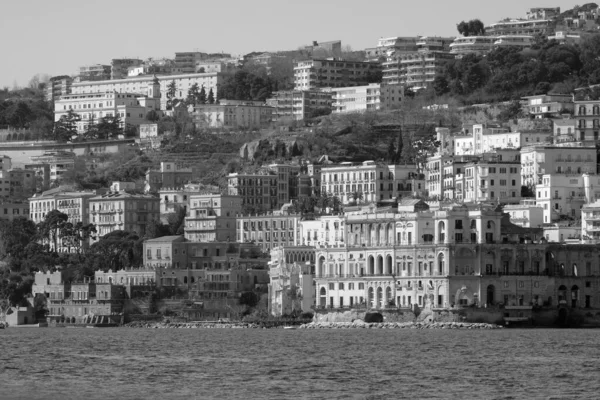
left=123, top=320, right=503, bottom=330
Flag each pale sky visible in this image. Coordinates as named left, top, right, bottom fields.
left=0, top=0, right=583, bottom=89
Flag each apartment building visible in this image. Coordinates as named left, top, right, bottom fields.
left=527, top=7, right=561, bottom=20
left=520, top=144, right=597, bottom=187
left=159, top=184, right=215, bottom=215
left=193, top=100, right=273, bottom=129
left=78, top=64, right=111, bottom=81
left=45, top=75, right=73, bottom=102
left=485, top=19, right=553, bottom=36
left=145, top=162, right=193, bottom=193
left=582, top=200, right=600, bottom=243
left=331, top=83, right=403, bottom=113
left=269, top=246, right=315, bottom=316
left=0, top=200, right=29, bottom=222
left=29, top=188, right=99, bottom=225
left=574, top=99, right=600, bottom=142
left=228, top=164, right=309, bottom=212
left=454, top=158, right=522, bottom=204
left=54, top=89, right=160, bottom=134
left=293, top=59, right=382, bottom=90
left=266, top=89, right=332, bottom=121
left=172, top=52, right=231, bottom=74
left=89, top=191, right=160, bottom=239
left=320, top=161, right=423, bottom=204
left=453, top=124, right=551, bottom=156
left=536, top=173, right=598, bottom=223
left=0, top=168, right=36, bottom=199
left=299, top=215, right=346, bottom=248
left=382, top=51, right=454, bottom=88
left=449, top=36, right=495, bottom=56
left=236, top=212, right=301, bottom=252
left=26, top=151, right=76, bottom=186
left=493, top=35, right=534, bottom=49
left=184, top=193, right=241, bottom=242
left=365, top=36, right=419, bottom=62
left=504, top=199, right=544, bottom=228
left=522, top=94, right=574, bottom=119
left=70, top=72, right=221, bottom=110
left=111, top=58, right=143, bottom=80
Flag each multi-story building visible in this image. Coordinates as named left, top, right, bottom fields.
left=0, top=168, right=36, bottom=199
left=320, top=161, right=423, bottom=204
left=365, top=37, right=419, bottom=62
left=522, top=94, right=574, bottom=119
left=89, top=190, right=159, bottom=239
left=145, top=162, right=193, bottom=193
left=293, top=59, right=382, bottom=90
left=54, top=81, right=161, bottom=134
left=449, top=36, right=495, bottom=56
left=304, top=40, right=342, bottom=57
left=520, top=144, right=597, bottom=187
left=504, top=199, right=544, bottom=228
left=172, top=52, right=231, bottom=74
left=236, top=212, right=301, bottom=253
left=485, top=19, right=553, bottom=36
left=78, top=64, right=111, bottom=81
left=26, top=151, right=76, bottom=186
left=193, top=100, right=272, bottom=129
left=314, top=203, right=600, bottom=311
left=454, top=157, right=522, bottom=204
left=582, top=200, right=600, bottom=243
left=32, top=270, right=127, bottom=325
left=299, top=215, right=346, bottom=247
left=227, top=164, right=308, bottom=212
left=527, top=7, right=561, bottom=20
left=159, top=184, right=215, bottom=215
left=70, top=72, right=221, bottom=110
left=331, top=83, right=403, bottom=113
left=111, top=58, right=143, bottom=80
left=45, top=75, right=73, bottom=102
left=0, top=199, right=29, bottom=222
left=382, top=51, right=454, bottom=88
left=266, top=89, right=332, bottom=121
left=573, top=98, right=600, bottom=142
left=269, top=246, right=315, bottom=316
left=536, top=173, right=594, bottom=223
left=184, top=193, right=241, bottom=242
left=493, top=35, right=534, bottom=49
left=29, top=187, right=99, bottom=226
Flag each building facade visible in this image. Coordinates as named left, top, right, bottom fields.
left=293, top=59, right=382, bottom=90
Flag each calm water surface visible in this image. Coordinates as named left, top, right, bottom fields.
left=1, top=327, right=600, bottom=399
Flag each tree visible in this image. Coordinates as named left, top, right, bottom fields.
left=457, top=19, right=485, bottom=36
left=207, top=88, right=215, bottom=104
left=37, top=210, right=69, bottom=252
left=387, top=135, right=396, bottom=163
left=186, top=83, right=200, bottom=106
left=54, top=110, right=80, bottom=142
left=395, top=130, right=404, bottom=164
left=432, top=76, right=450, bottom=96
left=198, top=86, right=207, bottom=105
left=166, top=80, right=177, bottom=110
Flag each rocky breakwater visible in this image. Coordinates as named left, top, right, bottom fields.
left=299, top=321, right=503, bottom=330
left=125, top=321, right=261, bottom=329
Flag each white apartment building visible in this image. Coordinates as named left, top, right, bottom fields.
left=582, top=200, right=600, bottom=243
left=536, top=173, right=600, bottom=223
left=382, top=51, right=454, bottom=88
left=455, top=159, right=521, bottom=204
left=70, top=72, right=220, bottom=110
left=504, top=200, right=544, bottom=228
left=520, top=144, right=597, bottom=187
left=320, top=161, right=423, bottom=204
left=331, top=83, right=403, bottom=113
left=293, top=59, right=382, bottom=90
left=299, top=215, right=346, bottom=248
left=193, top=100, right=272, bottom=129
left=236, top=213, right=301, bottom=253
left=449, top=36, right=495, bottom=56
left=54, top=91, right=160, bottom=134
left=453, top=124, right=551, bottom=156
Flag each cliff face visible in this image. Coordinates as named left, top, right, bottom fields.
left=239, top=138, right=303, bottom=161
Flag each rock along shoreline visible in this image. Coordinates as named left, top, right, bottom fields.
left=124, top=321, right=503, bottom=330
left=299, top=321, right=503, bottom=330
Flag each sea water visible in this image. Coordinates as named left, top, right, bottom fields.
left=1, top=327, right=599, bottom=399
